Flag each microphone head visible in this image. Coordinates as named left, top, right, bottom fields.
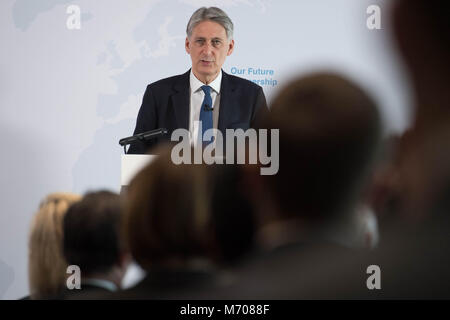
left=203, top=104, right=213, bottom=111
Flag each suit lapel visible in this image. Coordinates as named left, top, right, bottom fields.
left=171, top=70, right=237, bottom=133
left=171, top=70, right=190, bottom=130
left=218, top=70, right=238, bottom=133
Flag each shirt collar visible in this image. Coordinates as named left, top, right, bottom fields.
left=190, top=69, right=222, bottom=94
left=82, top=278, right=118, bottom=292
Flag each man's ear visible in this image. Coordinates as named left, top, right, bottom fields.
left=118, top=252, right=132, bottom=270
left=185, top=37, right=191, bottom=54
left=227, top=39, right=235, bottom=56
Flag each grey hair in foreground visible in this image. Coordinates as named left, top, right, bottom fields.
left=186, top=7, right=234, bottom=40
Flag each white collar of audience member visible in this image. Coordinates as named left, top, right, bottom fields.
left=82, top=278, right=118, bottom=292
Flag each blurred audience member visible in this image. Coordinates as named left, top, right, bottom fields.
left=112, top=146, right=229, bottom=299
left=389, top=0, right=450, bottom=221
left=27, top=193, right=81, bottom=299
left=237, top=0, right=450, bottom=299
left=365, top=135, right=402, bottom=223
left=254, top=72, right=381, bottom=250
left=62, top=191, right=130, bottom=298
left=209, top=163, right=257, bottom=264
left=191, top=72, right=383, bottom=299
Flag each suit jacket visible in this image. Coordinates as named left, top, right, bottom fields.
left=183, top=241, right=364, bottom=300
left=188, top=217, right=450, bottom=299
left=128, top=69, right=268, bottom=154
left=88, top=268, right=222, bottom=300
left=62, top=283, right=116, bottom=300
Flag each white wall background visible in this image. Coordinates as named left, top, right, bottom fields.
left=0, top=0, right=412, bottom=299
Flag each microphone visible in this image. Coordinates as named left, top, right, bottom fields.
left=119, top=128, right=168, bottom=150
left=203, top=103, right=213, bottom=111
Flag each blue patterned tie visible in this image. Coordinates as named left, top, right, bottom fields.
left=199, top=85, right=214, bottom=145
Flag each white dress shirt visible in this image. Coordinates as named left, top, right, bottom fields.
left=189, top=70, right=222, bottom=146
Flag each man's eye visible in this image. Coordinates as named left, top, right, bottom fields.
left=212, top=40, right=221, bottom=46
left=196, top=39, right=205, bottom=45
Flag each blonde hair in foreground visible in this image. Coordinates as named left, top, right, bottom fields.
left=28, top=192, right=81, bottom=299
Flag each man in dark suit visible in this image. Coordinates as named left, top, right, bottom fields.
left=128, top=7, right=268, bottom=154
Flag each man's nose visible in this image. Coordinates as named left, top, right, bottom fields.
left=202, top=42, right=214, bottom=55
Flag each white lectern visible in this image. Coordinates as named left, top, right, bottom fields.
left=121, top=154, right=156, bottom=187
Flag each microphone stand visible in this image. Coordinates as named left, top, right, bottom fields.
left=119, top=128, right=168, bottom=154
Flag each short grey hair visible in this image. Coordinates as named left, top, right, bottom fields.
left=186, top=7, right=234, bottom=40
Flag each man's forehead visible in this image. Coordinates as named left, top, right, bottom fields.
left=191, top=20, right=227, bottom=37
left=193, top=35, right=225, bottom=40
